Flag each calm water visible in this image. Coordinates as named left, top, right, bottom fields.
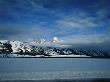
left=0, top=58, right=110, bottom=73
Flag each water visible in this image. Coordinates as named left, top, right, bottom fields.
left=0, top=58, right=110, bottom=72
left=0, top=58, right=110, bottom=81
left=0, top=58, right=110, bottom=73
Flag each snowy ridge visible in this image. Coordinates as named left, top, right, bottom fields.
left=0, top=39, right=110, bottom=58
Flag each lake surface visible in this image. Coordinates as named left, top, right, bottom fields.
left=0, top=58, right=110, bottom=73
left=0, top=58, right=110, bottom=81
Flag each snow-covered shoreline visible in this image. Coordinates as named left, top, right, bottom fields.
left=0, top=54, right=91, bottom=58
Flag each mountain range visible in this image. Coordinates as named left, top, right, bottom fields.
left=0, top=39, right=110, bottom=58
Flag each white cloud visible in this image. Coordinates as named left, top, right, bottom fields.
left=51, top=9, right=109, bottom=44
left=55, top=15, right=98, bottom=30
left=61, top=34, right=107, bottom=44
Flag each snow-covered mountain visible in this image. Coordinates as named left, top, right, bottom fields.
left=0, top=39, right=110, bottom=58
left=10, top=40, right=32, bottom=53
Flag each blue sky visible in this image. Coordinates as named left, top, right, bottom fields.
left=0, top=0, right=110, bottom=44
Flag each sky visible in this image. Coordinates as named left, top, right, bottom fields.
left=0, top=0, right=110, bottom=45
